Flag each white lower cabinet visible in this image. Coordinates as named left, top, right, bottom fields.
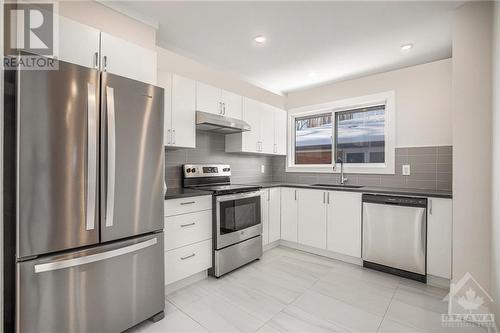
left=326, top=191, right=362, bottom=258
left=164, top=196, right=213, bottom=285
left=261, top=188, right=281, bottom=247
left=427, top=198, right=452, bottom=279
left=165, top=239, right=212, bottom=285
left=280, top=188, right=298, bottom=242
left=261, top=190, right=270, bottom=246
left=269, top=188, right=281, bottom=243
left=297, top=189, right=327, bottom=249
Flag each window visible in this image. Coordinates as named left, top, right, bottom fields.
left=335, top=105, right=385, bottom=164
left=295, top=113, right=332, bottom=164
left=287, top=91, right=395, bottom=174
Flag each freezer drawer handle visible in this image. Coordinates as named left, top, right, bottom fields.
left=34, top=238, right=158, bottom=273
left=180, top=253, right=196, bottom=260
left=105, top=86, right=116, bottom=227
left=86, top=83, right=97, bottom=231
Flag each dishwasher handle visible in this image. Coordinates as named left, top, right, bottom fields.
left=362, top=194, right=427, bottom=208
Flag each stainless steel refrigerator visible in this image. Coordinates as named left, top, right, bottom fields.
left=3, top=58, right=165, bottom=332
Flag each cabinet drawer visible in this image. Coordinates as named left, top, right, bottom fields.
left=165, top=195, right=212, bottom=216
left=165, top=239, right=212, bottom=285
left=165, top=210, right=212, bottom=250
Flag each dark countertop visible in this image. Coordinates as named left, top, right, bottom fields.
left=165, top=188, right=213, bottom=200
left=248, top=182, right=453, bottom=199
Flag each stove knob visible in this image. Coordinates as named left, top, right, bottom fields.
left=191, top=168, right=196, bottom=173
left=186, top=168, right=191, bottom=173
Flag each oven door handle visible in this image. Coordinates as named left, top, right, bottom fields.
left=216, top=191, right=262, bottom=202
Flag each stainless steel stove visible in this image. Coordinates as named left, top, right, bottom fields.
left=183, top=164, right=263, bottom=277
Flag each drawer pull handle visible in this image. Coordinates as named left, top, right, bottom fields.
left=180, top=222, right=196, bottom=228
left=181, top=253, right=196, bottom=260
left=180, top=201, right=195, bottom=205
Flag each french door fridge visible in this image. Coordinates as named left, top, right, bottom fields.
left=4, top=58, right=165, bottom=333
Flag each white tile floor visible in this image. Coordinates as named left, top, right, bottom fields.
left=128, top=246, right=491, bottom=333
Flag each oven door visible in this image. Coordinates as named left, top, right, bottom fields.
left=216, top=191, right=262, bottom=249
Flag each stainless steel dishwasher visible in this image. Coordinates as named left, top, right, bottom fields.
left=362, top=194, right=427, bottom=283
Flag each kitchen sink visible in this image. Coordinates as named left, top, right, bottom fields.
left=312, top=183, right=365, bottom=189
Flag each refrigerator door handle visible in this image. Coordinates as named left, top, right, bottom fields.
left=86, top=83, right=97, bottom=231
left=105, top=86, right=116, bottom=227
left=33, top=238, right=158, bottom=273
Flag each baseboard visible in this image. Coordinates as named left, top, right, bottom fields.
left=165, top=270, right=208, bottom=295
left=263, top=240, right=280, bottom=252
left=279, top=240, right=363, bottom=266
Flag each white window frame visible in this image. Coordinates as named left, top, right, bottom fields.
left=286, top=91, right=396, bottom=174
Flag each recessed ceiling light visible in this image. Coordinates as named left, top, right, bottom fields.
left=254, top=35, right=266, bottom=44
left=400, top=43, right=414, bottom=51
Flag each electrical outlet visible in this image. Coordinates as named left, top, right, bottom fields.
left=402, top=164, right=411, bottom=176
left=261, top=165, right=265, bottom=173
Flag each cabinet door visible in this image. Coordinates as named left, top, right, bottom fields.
left=100, top=32, right=157, bottom=84
left=297, top=189, right=327, bottom=249
left=280, top=188, right=298, bottom=242
left=427, top=198, right=452, bottom=279
left=157, top=71, right=172, bottom=146
left=221, top=90, right=242, bottom=119
left=269, top=188, right=281, bottom=243
left=171, top=75, right=196, bottom=148
left=273, top=109, right=287, bottom=155
left=260, top=105, right=275, bottom=154
left=240, top=98, right=262, bottom=153
left=57, top=16, right=100, bottom=69
left=196, top=82, right=221, bottom=115
left=261, top=190, right=270, bottom=246
left=326, top=191, right=362, bottom=258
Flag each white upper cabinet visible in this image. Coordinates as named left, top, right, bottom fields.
left=326, top=191, right=362, bottom=258
left=57, top=16, right=100, bottom=69
left=273, top=109, right=287, bottom=155
left=221, top=90, right=242, bottom=119
left=297, top=189, right=327, bottom=249
left=268, top=188, right=281, bottom=243
left=225, top=97, right=287, bottom=155
left=280, top=188, right=298, bottom=242
left=158, top=71, right=196, bottom=148
left=196, top=82, right=242, bottom=118
left=427, top=198, right=452, bottom=279
left=196, top=82, right=221, bottom=115
left=100, top=32, right=157, bottom=85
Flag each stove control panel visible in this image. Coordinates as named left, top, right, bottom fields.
left=183, top=164, right=231, bottom=178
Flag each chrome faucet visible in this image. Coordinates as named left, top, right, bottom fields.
left=336, top=158, right=348, bottom=185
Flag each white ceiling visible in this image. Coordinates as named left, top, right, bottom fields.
left=114, top=1, right=462, bottom=94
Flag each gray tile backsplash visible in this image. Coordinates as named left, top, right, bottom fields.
left=165, top=131, right=274, bottom=188
left=165, top=133, right=452, bottom=191
left=271, top=146, right=453, bottom=191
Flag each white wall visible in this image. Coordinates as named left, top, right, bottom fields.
left=286, top=59, right=452, bottom=148
left=156, top=47, right=285, bottom=109
left=491, top=1, right=500, bottom=328
left=452, top=1, right=493, bottom=295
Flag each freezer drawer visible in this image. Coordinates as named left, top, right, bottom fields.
left=17, top=233, right=164, bottom=333
left=362, top=201, right=426, bottom=275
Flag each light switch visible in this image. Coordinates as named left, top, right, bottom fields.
left=402, top=164, right=411, bottom=176
left=261, top=165, right=265, bottom=173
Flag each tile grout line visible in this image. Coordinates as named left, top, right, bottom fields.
left=375, top=279, right=399, bottom=333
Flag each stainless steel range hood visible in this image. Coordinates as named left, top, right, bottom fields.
left=196, top=111, right=251, bottom=134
